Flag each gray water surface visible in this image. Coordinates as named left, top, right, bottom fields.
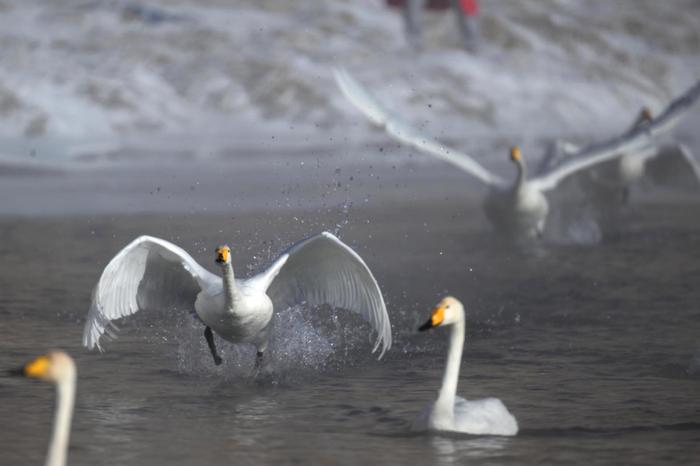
left=1, top=192, right=699, bottom=465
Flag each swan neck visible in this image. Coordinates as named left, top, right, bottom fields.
left=436, top=317, right=465, bottom=411
left=515, top=158, right=527, bottom=191
left=222, top=262, right=238, bottom=308
left=47, top=371, right=75, bottom=466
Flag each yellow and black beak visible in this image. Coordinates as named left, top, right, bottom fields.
left=418, top=305, right=446, bottom=332
left=215, top=246, right=230, bottom=264
left=510, top=146, right=522, bottom=162
left=8, top=355, right=50, bottom=379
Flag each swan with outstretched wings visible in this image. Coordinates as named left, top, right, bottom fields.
left=334, top=68, right=700, bottom=238
left=83, top=232, right=391, bottom=367
left=539, top=105, right=700, bottom=203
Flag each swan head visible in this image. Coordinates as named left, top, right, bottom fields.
left=9, top=351, right=76, bottom=384
left=418, top=296, right=464, bottom=331
left=215, top=245, right=231, bottom=265
left=509, top=146, right=522, bottom=164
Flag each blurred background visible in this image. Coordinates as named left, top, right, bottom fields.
left=1, top=0, right=699, bottom=217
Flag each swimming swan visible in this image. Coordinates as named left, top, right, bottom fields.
left=334, top=69, right=700, bottom=238
left=10, top=351, right=76, bottom=466
left=413, top=297, right=518, bottom=436
left=83, top=232, right=391, bottom=366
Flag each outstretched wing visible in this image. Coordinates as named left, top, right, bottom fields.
left=533, top=79, right=700, bottom=192
left=333, top=67, right=506, bottom=188
left=83, top=235, right=219, bottom=351
left=645, top=143, right=700, bottom=190
left=263, top=232, right=391, bottom=359
left=535, top=140, right=581, bottom=175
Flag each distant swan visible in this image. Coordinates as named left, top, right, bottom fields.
left=10, top=351, right=76, bottom=466
left=412, top=297, right=518, bottom=436
left=540, top=107, right=700, bottom=202
left=334, top=68, right=700, bottom=238
left=83, top=232, right=391, bottom=367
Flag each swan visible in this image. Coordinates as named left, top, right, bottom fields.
left=412, top=297, right=518, bottom=436
left=334, top=68, right=700, bottom=238
left=83, top=231, right=391, bottom=366
left=540, top=107, right=700, bottom=202
left=10, top=351, right=76, bottom=466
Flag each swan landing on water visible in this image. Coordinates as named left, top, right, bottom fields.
left=10, top=351, right=76, bottom=466
left=412, top=297, right=518, bottom=436
left=82, top=232, right=392, bottom=367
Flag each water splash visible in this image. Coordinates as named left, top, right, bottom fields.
left=171, top=304, right=377, bottom=382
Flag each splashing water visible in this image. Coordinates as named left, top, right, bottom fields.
left=169, top=304, right=377, bottom=383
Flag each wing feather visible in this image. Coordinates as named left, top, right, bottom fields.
left=264, top=232, right=392, bottom=358
left=82, top=235, right=218, bottom=351
left=333, top=67, right=505, bottom=188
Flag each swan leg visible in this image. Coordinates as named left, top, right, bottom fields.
left=247, top=351, right=265, bottom=379
left=204, top=327, right=223, bottom=366
left=620, top=186, right=630, bottom=204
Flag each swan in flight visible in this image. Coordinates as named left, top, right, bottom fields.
left=83, top=232, right=391, bottom=366
left=540, top=106, right=700, bottom=203
left=412, top=297, right=518, bottom=436
left=334, top=68, right=700, bottom=238
left=10, top=351, right=76, bottom=466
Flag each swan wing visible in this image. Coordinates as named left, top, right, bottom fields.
left=264, top=231, right=391, bottom=358
left=333, top=67, right=505, bottom=188
left=644, top=143, right=700, bottom=190
left=83, top=235, right=219, bottom=351
left=454, top=396, right=519, bottom=436
left=535, top=139, right=581, bottom=175
left=532, top=80, right=700, bottom=192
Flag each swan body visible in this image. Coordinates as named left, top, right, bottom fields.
left=83, top=231, right=392, bottom=365
left=413, top=297, right=518, bottom=436
left=11, top=351, right=76, bottom=466
left=194, top=280, right=274, bottom=349
left=484, top=175, right=549, bottom=238
left=414, top=397, right=518, bottom=435
left=335, top=68, right=700, bottom=238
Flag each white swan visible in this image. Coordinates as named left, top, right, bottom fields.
left=10, top=351, right=76, bottom=466
left=412, top=297, right=518, bottom=436
left=334, top=68, right=700, bottom=238
left=540, top=107, right=700, bottom=202
left=83, top=232, right=391, bottom=366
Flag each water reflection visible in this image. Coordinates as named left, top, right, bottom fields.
left=430, top=434, right=512, bottom=464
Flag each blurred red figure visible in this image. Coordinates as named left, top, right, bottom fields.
left=386, top=0, right=480, bottom=51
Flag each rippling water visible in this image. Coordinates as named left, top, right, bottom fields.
left=1, top=191, right=699, bottom=465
